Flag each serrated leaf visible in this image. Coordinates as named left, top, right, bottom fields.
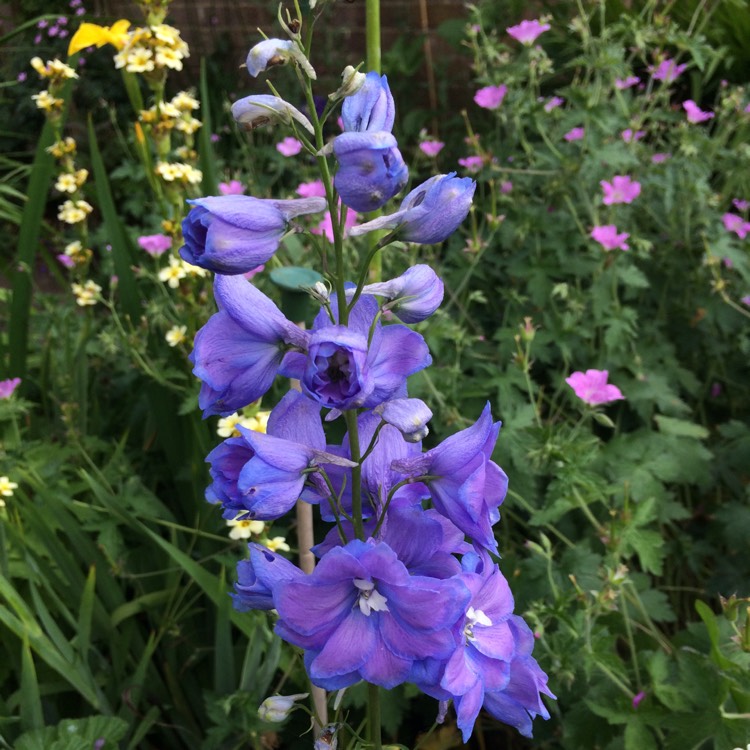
left=654, top=415, right=709, bottom=440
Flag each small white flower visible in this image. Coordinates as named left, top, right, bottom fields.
left=165, top=325, right=187, bottom=347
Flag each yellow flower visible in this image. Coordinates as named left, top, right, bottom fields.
left=47, top=137, right=76, bottom=159
left=30, top=57, right=78, bottom=80
left=216, top=410, right=270, bottom=438
left=175, top=116, right=202, bottom=135
left=264, top=537, right=291, bottom=553
left=0, top=476, right=18, bottom=499
left=55, top=173, right=79, bottom=194
left=158, top=256, right=187, bottom=288
left=165, top=324, right=188, bottom=347
left=154, top=46, right=183, bottom=71
left=155, top=161, right=202, bottom=185
left=63, top=240, right=91, bottom=264
left=58, top=199, right=93, bottom=224
left=67, top=19, right=131, bottom=56
left=71, top=280, right=102, bottom=306
left=123, top=47, right=155, bottom=73
left=226, top=517, right=265, bottom=540
left=32, top=90, right=64, bottom=113
left=171, top=91, right=199, bottom=111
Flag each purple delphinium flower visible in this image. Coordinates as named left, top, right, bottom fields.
left=420, top=140, right=445, bottom=157
left=566, top=369, right=624, bottom=405
left=591, top=224, right=630, bottom=251
left=298, top=293, right=431, bottom=410
left=219, top=179, right=244, bottom=195
left=349, top=173, right=475, bottom=245
left=352, top=264, right=444, bottom=323
left=0, top=378, right=21, bottom=399
left=649, top=58, right=687, bottom=83
left=341, top=71, right=395, bottom=133
left=723, top=213, right=750, bottom=239
left=600, top=175, right=641, bottom=205
left=245, top=38, right=294, bottom=77
left=474, top=85, right=507, bottom=110
left=392, top=403, right=508, bottom=553
left=180, top=195, right=326, bottom=274
left=506, top=19, right=551, bottom=45
left=564, top=127, right=585, bottom=142
left=233, top=543, right=304, bottom=611
left=683, top=100, right=714, bottom=124
left=274, top=539, right=471, bottom=690
left=138, top=233, right=172, bottom=256
left=615, top=75, right=640, bottom=90
left=458, top=156, right=484, bottom=173
left=332, top=131, right=408, bottom=212
left=190, top=274, right=310, bottom=417
left=543, top=96, right=563, bottom=112
left=482, top=617, right=555, bottom=737
left=276, top=136, right=303, bottom=156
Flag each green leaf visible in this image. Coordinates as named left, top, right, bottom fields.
left=198, top=57, right=219, bottom=196
left=19, top=637, right=43, bottom=731
left=654, top=415, right=709, bottom=440
left=15, top=716, right=128, bottom=750
left=87, top=116, right=141, bottom=321
left=624, top=719, right=657, bottom=750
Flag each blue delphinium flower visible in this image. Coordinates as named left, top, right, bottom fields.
left=297, top=293, right=431, bottom=410
left=392, top=403, right=508, bottom=552
left=274, top=539, right=470, bottom=690
left=233, top=542, right=304, bottom=611
left=232, top=94, right=314, bottom=134
left=332, top=132, right=408, bottom=212
left=350, top=173, right=476, bottom=243
left=190, top=275, right=309, bottom=417
left=353, top=265, right=444, bottom=324
left=180, top=195, right=327, bottom=274
left=341, top=71, right=395, bottom=133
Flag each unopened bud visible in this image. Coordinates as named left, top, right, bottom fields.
left=330, top=65, right=366, bottom=101
left=258, top=693, right=308, bottom=722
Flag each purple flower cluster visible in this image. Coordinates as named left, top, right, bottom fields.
left=184, top=44, right=553, bottom=742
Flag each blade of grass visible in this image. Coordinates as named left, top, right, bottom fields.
left=76, top=565, right=96, bottom=664
left=87, top=116, right=141, bottom=321
left=198, top=58, right=219, bottom=196
left=213, top=569, right=235, bottom=695
left=19, top=638, right=43, bottom=732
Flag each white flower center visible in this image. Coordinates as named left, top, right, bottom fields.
left=463, top=606, right=492, bottom=640
left=353, top=578, right=389, bottom=616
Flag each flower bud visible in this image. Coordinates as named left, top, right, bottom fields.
left=330, top=65, right=366, bottom=101
left=232, top=94, right=314, bottom=135
left=258, top=693, right=309, bottom=722
left=245, top=38, right=316, bottom=80
left=341, top=71, right=395, bottom=133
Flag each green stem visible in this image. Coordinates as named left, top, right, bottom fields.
left=344, top=411, right=364, bottom=539
left=367, top=682, right=382, bottom=750
left=365, top=0, right=381, bottom=74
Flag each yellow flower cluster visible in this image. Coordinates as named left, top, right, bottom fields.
left=139, top=94, right=201, bottom=136
left=47, top=137, right=77, bottom=160
left=155, top=161, right=202, bottom=185
left=58, top=199, right=93, bottom=224
left=55, top=169, right=89, bottom=194
left=71, top=280, right=102, bottom=306
left=157, top=256, right=207, bottom=288
left=32, top=90, right=64, bottom=113
left=63, top=240, right=93, bottom=266
left=31, top=57, right=78, bottom=81
left=114, top=24, right=189, bottom=74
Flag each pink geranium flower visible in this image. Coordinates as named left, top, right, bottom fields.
left=566, top=369, right=624, bottom=406
left=474, top=85, right=507, bottom=110
left=732, top=198, right=749, bottom=211
left=600, top=175, right=641, bottom=205
left=138, top=233, right=172, bottom=256
left=296, top=179, right=327, bottom=198
left=649, top=58, right=687, bottom=83
left=591, top=224, right=630, bottom=251
left=723, top=213, right=750, bottom=239
left=57, top=254, right=75, bottom=269
left=683, top=100, right=714, bottom=124
left=632, top=691, right=646, bottom=709
left=622, top=128, right=645, bottom=143
left=458, top=155, right=484, bottom=173
left=615, top=76, right=640, bottom=90
left=564, top=126, right=585, bottom=142
left=742, top=295, right=750, bottom=306
left=0, top=377, right=21, bottom=399
left=276, top=137, right=303, bottom=157
left=244, top=265, right=265, bottom=280
left=419, top=140, right=445, bottom=157
left=312, top=202, right=358, bottom=242
left=506, top=19, right=551, bottom=45
left=544, top=96, right=564, bottom=112
left=500, top=181, right=513, bottom=194
left=218, top=179, right=244, bottom=195
left=651, top=153, right=670, bottom=164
